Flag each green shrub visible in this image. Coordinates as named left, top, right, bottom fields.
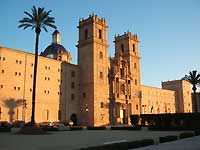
left=159, top=135, right=178, bottom=143
left=130, top=115, right=140, bottom=126
left=127, top=139, right=154, bottom=149
left=70, top=126, right=83, bottom=130
left=179, top=132, right=194, bottom=139
left=195, top=129, right=200, bottom=136
left=110, top=126, right=141, bottom=130
left=87, top=126, right=106, bottom=130
left=79, top=142, right=128, bottom=150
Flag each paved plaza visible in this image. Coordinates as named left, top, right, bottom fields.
left=0, top=130, right=199, bottom=150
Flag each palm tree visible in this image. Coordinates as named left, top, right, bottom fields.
left=183, top=70, right=200, bottom=112
left=19, top=6, right=56, bottom=125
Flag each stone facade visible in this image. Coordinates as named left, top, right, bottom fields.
left=140, top=85, right=176, bottom=114
left=162, top=80, right=192, bottom=113
left=0, top=14, right=192, bottom=126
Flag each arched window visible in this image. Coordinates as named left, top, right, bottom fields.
left=133, top=44, right=135, bottom=52
left=85, top=29, right=88, bottom=40
left=121, top=44, right=124, bottom=53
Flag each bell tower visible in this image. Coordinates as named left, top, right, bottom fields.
left=110, top=32, right=141, bottom=124
left=77, top=14, right=109, bottom=126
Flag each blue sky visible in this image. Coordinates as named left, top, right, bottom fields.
left=1, top=0, right=200, bottom=88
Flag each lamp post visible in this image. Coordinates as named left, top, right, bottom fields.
left=0, top=107, right=2, bottom=120
left=22, top=100, right=27, bottom=122
left=85, top=104, right=89, bottom=126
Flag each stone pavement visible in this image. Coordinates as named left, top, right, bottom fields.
left=0, top=130, right=199, bottom=150
left=133, top=135, right=200, bottom=150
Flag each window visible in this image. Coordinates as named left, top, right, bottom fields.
left=19, top=61, right=22, bottom=64
left=19, top=72, right=21, bottom=76
left=31, top=63, right=33, bottom=66
left=3, top=57, right=5, bottom=61
left=71, top=94, right=74, bottom=100
left=48, top=66, right=50, bottom=70
left=133, top=44, right=135, bottom=52
left=15, top=72, right=17, bottom=75
left=134, top=63, right=137, bottom=69
left=100, top=102, right=104, bottom=108
left=1, top=70, right=4, bottom=73
left=128, top=80, right=130, bottom=84
left=16, top=108, right=19, bottom=120
left=98, top=29, right=102, bottom=39
left=71, top=71, right=75, bottom=77
left=58, top=56, right=62, bottom=61
left=46, top=110, right=49, bottom=120
left=85, top=29, right=88, bottom=40
left=30, top=88, right=32, bottom=92
left=120, top=68, right=124, bottom=78
left=135, top=79, right=137, bottom=85
left=83, top=92, right=86, bottom=98
left=17, top=87, right=20, bottom=90
left=0, top=85, right=3, bottom=88
left=121, top=44, right=124, bottom=53
left=58, top=69, right=60, bottom=72
left=45, top=77, right=47, bottom=80
left=45, top=66, right=47, bottom=69
left=16, top=60, right=18, bottom=63
left=71, top=82, right=75, bottom=89
left=48, top=77, right=50, bottom=80
left=99, top=51, right=103, bottom=59
left=100, top=72, right=103, bottom=79
left=47, top=91, right=49, bottom=94
left=44, top=90, right=46, bottom=94
left=30, top=74, right=33, bottom=78
left=136, top=104, right=138, bottom=110
left=14, top=87, right=17, bottom=90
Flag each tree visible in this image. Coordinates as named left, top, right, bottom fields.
left=19, top=6, right=56, bottom=125
left=183, top=70, right=200, bottom=112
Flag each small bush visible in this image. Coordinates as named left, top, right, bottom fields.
left=195, top=129, right=200, bottom=136
left=179, top=132, right=194, bottom=139
left=79, top=142, right=128, bottom=150
left=159, top=135, right=178, bottom=143
left=70, top=126, right=83, bottom=130
left=127, top=139, right=154, bottom=149
left=110, top=126, right=141, bottom=130
left=87, top=126, right=106, bottom=130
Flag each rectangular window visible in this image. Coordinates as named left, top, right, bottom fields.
left=133, top=44, right=135, bottom=52
left=0, top=85, right=3, bottom=88
left=136, top=104, right=138, bottom=110
left=71, top=94, right=75, bottom=100
left=16, top=60, right=18, bottom=63
left=99, top=29, right=102, bottom=39
left=99, top=51, right=103, bottom=59
left=71, top=71, right=75, bottom=77
left=71, top=82, right=75, bottom=89
left=17, top=87, right=20, bottom=90
left=83, top=92, right=86, bottom=98
left=135, top=79, right=137, bottom=85
left=1, top=70, right=4, bottom=73
left=100, top=102, right=104, bottom=108
left=100, top=72, right=103, bottom=79
left=134, top=63, right=137, bottom=69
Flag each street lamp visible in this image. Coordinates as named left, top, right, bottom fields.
left=85, top=104, right=89, bottom=126
left=22, top=100, right=27, bottom=122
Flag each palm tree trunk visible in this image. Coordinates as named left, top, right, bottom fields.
left=31, top=32, right=40, bottom=125
left=192, top=85, right=197, bottom=113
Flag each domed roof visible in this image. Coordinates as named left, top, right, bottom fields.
left=44, top=43, right=67, bottom=53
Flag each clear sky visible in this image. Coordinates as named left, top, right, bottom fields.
left=1, top=0, right=200, bottom=88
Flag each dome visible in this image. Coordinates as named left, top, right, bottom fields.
left=41, top=43, right=69, bottom=60
left=40, top=29, right=72, bottom=63
left=44, top=43, right=67, bottom=54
